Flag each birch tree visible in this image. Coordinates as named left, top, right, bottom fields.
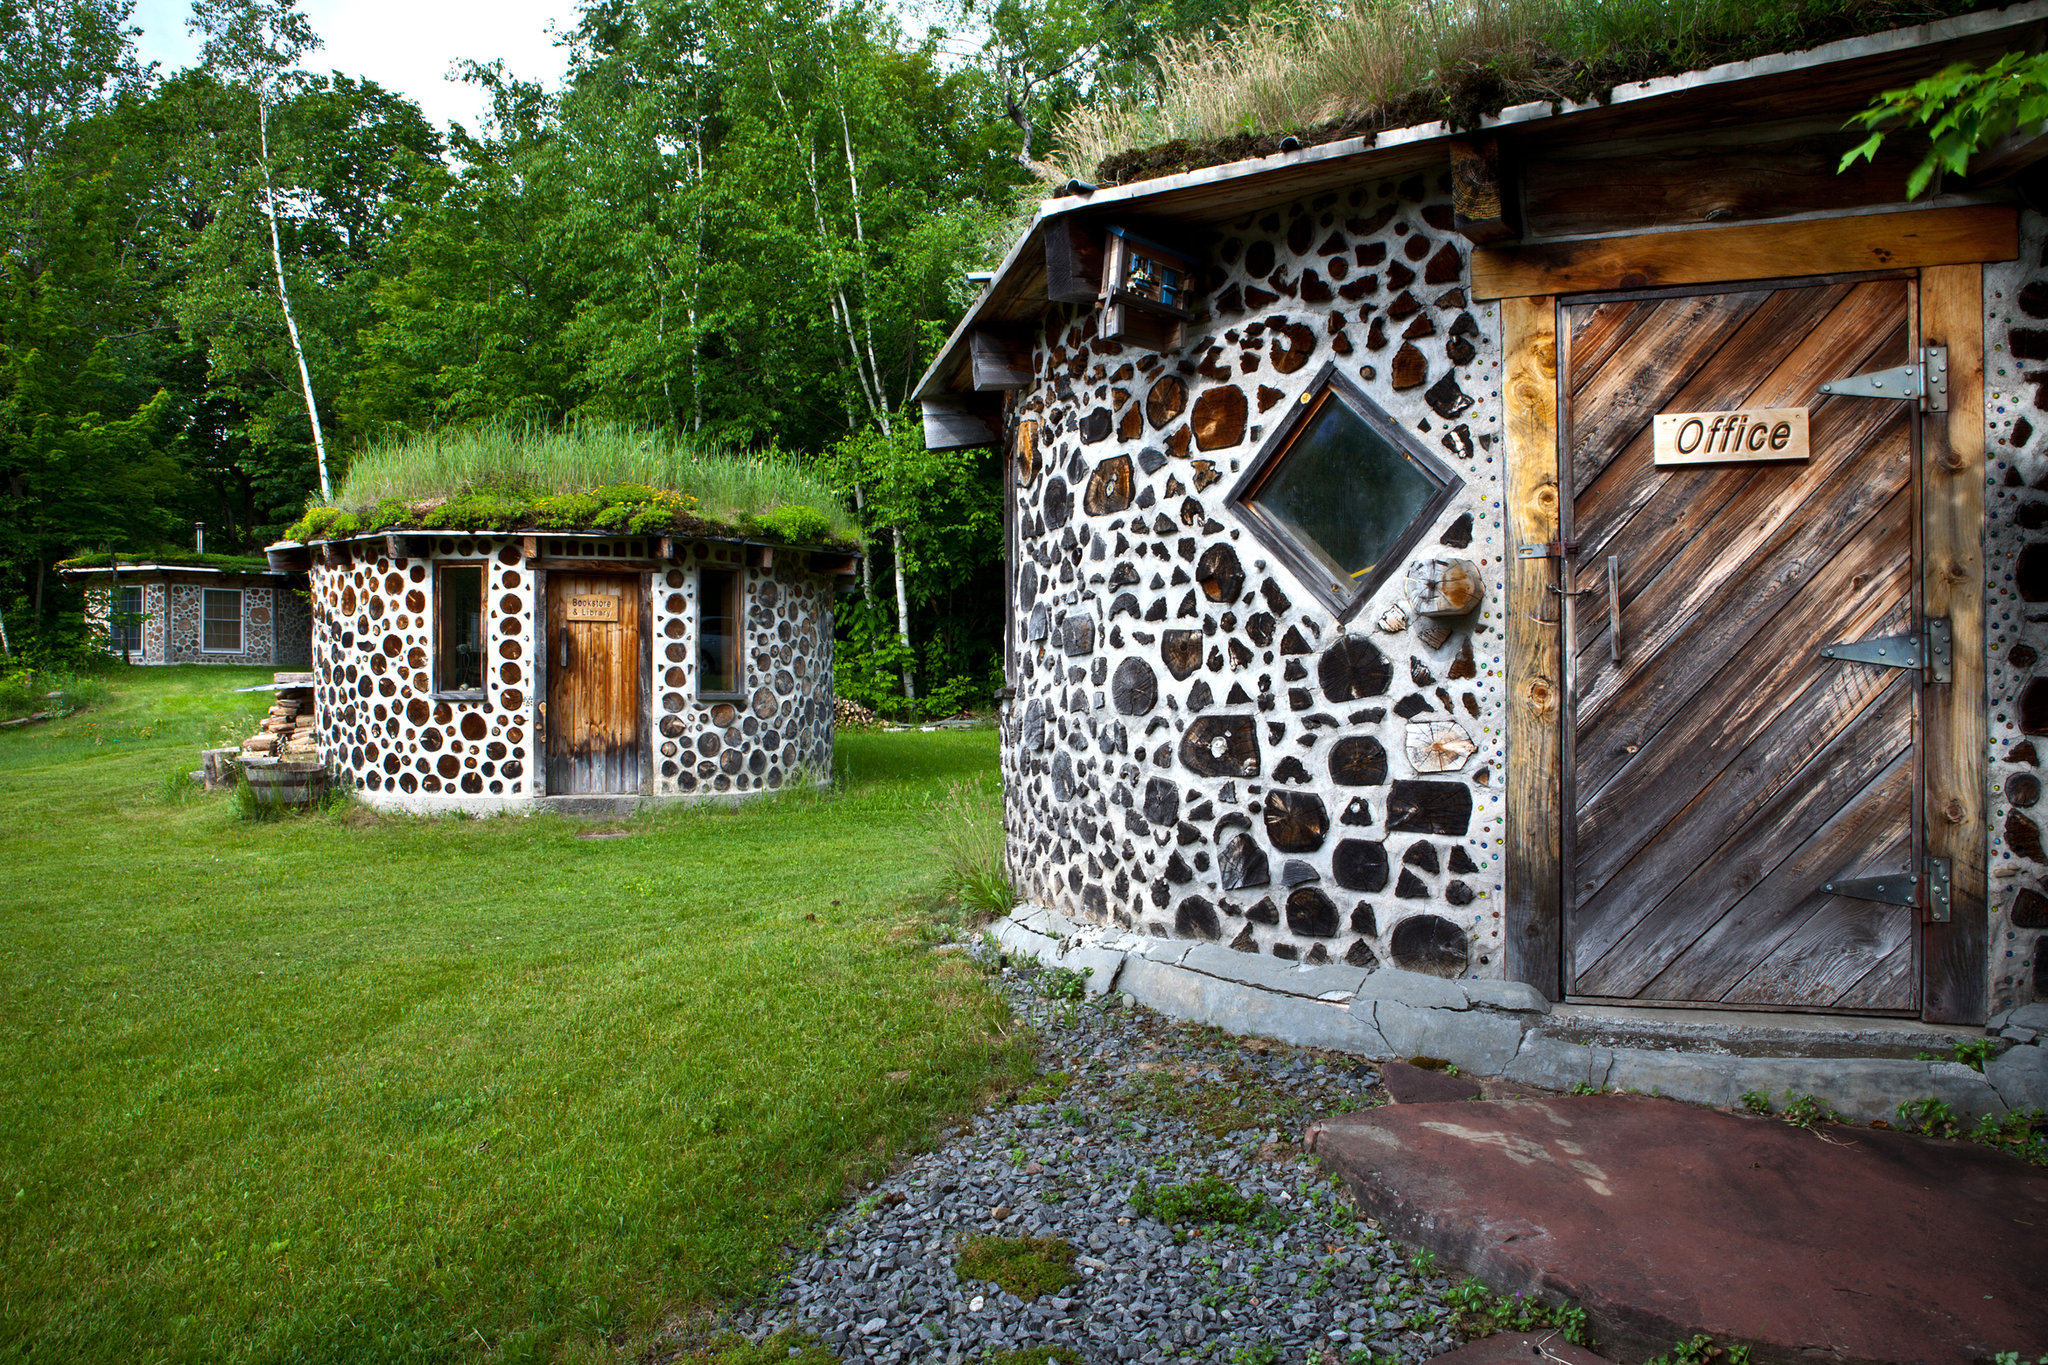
left=188, top=0, right=332, bottom=497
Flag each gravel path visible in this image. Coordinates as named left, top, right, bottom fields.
left=730, top=958, right=1473, bottom=1365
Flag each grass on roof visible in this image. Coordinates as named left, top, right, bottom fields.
left=56, top=551, right=274, bottom=575
left=287, top=424, right=859, bottom=547
left=1054, top=0, right=1993, bottom=186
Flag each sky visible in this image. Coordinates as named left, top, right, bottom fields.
left=126, top=0, right=584, bottom=133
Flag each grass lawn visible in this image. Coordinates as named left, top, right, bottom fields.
left=0, top=667, right=1027, bottom=1364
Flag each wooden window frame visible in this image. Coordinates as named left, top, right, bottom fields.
left=109, top=585, right=144, bottom=656
left=432, top=562, right=488, bottom=700
left=1497, top=241, right=1992, bottom=1023
left=1225, top=359, right=1463, bottom=621
left=200, top=587, right=243, bottom=654
left=696, top=566, right=744, bottom=701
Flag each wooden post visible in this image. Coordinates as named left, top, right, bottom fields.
left=1449, top=137, right=1515, bottom=244
left=1502, top=294, right=1563, bottom=1000
left=1921, top=264, right=1987, bottom=1025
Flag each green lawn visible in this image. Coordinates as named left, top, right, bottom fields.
left=0, top=667, right=1025, bottom=1364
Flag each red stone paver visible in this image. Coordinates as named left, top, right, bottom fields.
left=1383, top=1059, right=1484, bottom=1104
left=1306, top=1094, right=2048, bottom=1364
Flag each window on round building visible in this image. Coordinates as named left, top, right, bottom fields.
left=1226, top=364, right=1463, bottom=616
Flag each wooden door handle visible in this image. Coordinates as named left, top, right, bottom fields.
left=560, top=633, right=570, bottom=670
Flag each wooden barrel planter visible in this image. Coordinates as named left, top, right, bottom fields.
left=242, top=757, right=329, bottom=809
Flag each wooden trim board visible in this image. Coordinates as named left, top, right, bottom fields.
left=1920, top=263, right=1988, bottom=1025
left=1472, top=206, right=2017, bottom=300
left=1501, top=294, right=1564, bottom=1000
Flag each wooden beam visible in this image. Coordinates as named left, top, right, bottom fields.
left=970, top=327, right=1033, bottom=391
left=1471, top=205, right=2018, bottom=300
left=1921, top=262, right=1987, bottom=1026
left=1044, top=218, right=1102, bottom=304
left=1449, top=136, right=1516, bottom=244
left=748, top=545, right=775, bottom=569
left=807, top=551, right=859, bottom=577
left=1501, top=293, right=1564, bottom=1001
left=1960, top=123, right=2048, bottom=186
left=521, top=535, right=539, bottom=562
left=920, top=395, right=999, bottom=450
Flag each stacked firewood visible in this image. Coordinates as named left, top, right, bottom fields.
left=242, top=680, right=318, bottom=760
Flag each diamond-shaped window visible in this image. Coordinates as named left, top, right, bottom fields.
left=1228, top=365, right=1463, bottom=617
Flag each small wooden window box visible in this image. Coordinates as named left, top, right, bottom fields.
left=1100, top=226, right=1197, bottom=349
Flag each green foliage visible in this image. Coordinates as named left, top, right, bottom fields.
left=1971, top=1108, right=2048, bottom=1166
left=1231, top=1344, right=1280, bottom=1365
left=684, top=1331, right=840, bottom=1365
left=1442, top=1279, right=1594, bottom=1347
left=1900, top=1097, right=2048, bottom=1165
left=1778, top=1091, right=1845, bottom=1130
left=158, top=764, right=205, bottom=807
left=0, top=664, right=111, bottom=721
left=955, top=1236, right=1079, bottom=1299
left=1643, top=1335, right=1751, bottom=1365
left=751, top=503, right=837, bottom=545
left=1129, top=1174, right=1287, bottom=1230
left=984, top=1347, right=1081, bottom=1365
left=1897, top=1095, right=1961, bottom=1139
left=932, top=778, right=1014, bottom=917
left=1739, top=1090, right=1773, bottom=1114
left=1038, top=966, right=1094, bottom=1003
left=1950, top=1037, right=1999, bottom=1072
left=1843, top=52, right=2048, bottom=198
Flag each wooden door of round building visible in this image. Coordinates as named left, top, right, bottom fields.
left=1559, top=274, right=1929, bottom=1013
left=545, top=572, right=645, bottom=795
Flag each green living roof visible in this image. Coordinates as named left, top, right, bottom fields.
left=58, top=551, right=277, bottom=575
left=284, top=425, right=859, bottom=549
left=1056, top=0, right=2002, bottom=187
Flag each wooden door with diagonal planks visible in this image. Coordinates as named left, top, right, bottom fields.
left=1561, top=275, right=1921, bottom=1012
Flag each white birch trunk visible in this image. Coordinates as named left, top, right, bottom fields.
left=258, top=97, right=330, bottom=501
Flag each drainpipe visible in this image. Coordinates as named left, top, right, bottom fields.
left=195, top=522, right=205, bottom=556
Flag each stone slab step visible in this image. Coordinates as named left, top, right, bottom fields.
left=1307, top=1094, right=2048, bottom=1364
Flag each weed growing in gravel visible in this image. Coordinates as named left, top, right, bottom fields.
left=1037, top=966, right=1093, bottom=1003
left=1915, top=1037, right=2001, bottom=1071
left=983, top=1348, right=1082, bottom=1365
left=1643, top=1334, right=1751, bottom=1365
left=682, top=1330, right=840, bottom=1365
left=1229, top=1344, right=1279, bottom=1365
left=1130, top=1174, right=1288, bottom=1231
left=1897, top=1098, right=2048, bottom=1165
left=955, top=1235, right=1078, bottom=1299
left=1442, top=1279, right=1594, bottom=1346
left=1777, top=1091, right=1845, bottom=1130
left=1018, top=1072, right=1071, bottom=1104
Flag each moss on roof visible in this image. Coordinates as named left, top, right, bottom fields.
left=285, top=424, right=859, bottom=549
left=1063, top=0, right=2000, bottom=188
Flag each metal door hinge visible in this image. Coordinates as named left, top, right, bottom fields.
left=1517, top=540, right=1581, bottom=559
left=1819, top=617, right=1952, bottom=682
left=1824, top=856, right=1951, bottom=920
left=1818, top=345, right=1948, bottom=412
left=1925, top=855, right=1952, bottom=923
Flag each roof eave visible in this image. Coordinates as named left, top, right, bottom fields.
left=916, top=0, right=2048, bottom=400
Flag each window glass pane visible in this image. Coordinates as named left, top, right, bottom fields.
left=114, top=587, right=142, bottom=653
left=699, top=569, right=739, bottom=695
left=203, top=590, right=242, bottom=652
left=437, top=566, right=484, bottom=691
left=1249, top=398, right=1439, bottom=588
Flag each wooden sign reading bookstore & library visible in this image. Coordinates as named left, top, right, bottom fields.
left=566, top=594, right=621, bottom=622
left=1652, top=407, right=1809, bottom=466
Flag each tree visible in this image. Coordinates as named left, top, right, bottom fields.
left=1843, top=52, right=2048, bottom=197
left=189, top=0, right=333, bottom=496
